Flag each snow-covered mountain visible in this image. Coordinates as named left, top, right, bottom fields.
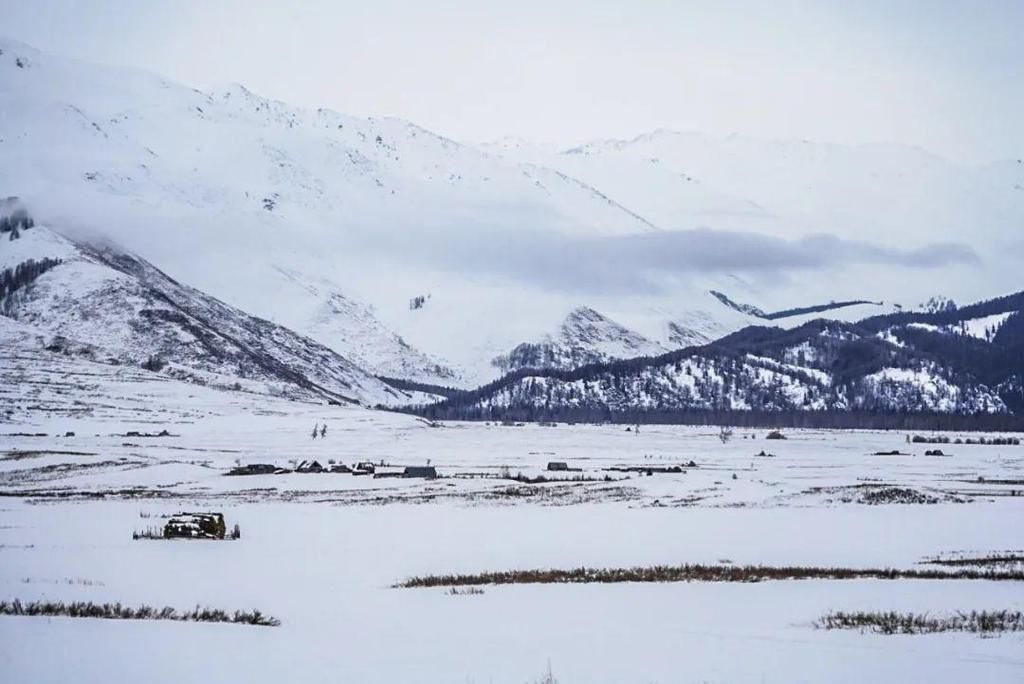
left=491, top=306, right=669, bottom=373
left=417, top=291, right=1024, bottom=422
left=0, top=220, right=412, bottom=406
left=0, top=37, right=682, bottom=385
left=2, top=37, right=1018, bottom=395
left=484, top=129, right=1023, bottom=251
left=264, top=266, right=460, bottom=386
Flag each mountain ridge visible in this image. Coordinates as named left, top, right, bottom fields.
left=0, top=220, right=414, bottom=406
left=3, top=36, right=1019, bottom=405
left=406, top=291, right=1024, bottom=425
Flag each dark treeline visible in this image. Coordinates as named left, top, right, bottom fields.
left=401, top=404, right=1024, bottom=432
left=765, top=299, right=881, bottom=320
left=493, top=341, right=561, bottom=373
left=404, top=321, right=924, bottom=416
left=377, top=375, right=467, bottom=400
left=859, top=290, right=1024, bottom=332
left=709, top=290, right=766, bottom=317
left=403, top=288, right=1024, bottom=424
left=0, top=258, right=62, bottom=312
left=887, top=317, right=1024, bottom=413
left=709, top=289, right=882, bottom=321
left=0, top=206, right=34, bottom=239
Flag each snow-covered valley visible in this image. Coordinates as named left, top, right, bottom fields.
left=2, top=26, right=1024, bottom=684
left=2, top=376, right=1023, bottom=683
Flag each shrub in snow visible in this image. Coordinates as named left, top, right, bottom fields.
left=163, top=512, right=226, bottom=539
left=0, top=599, right=279, bottom=627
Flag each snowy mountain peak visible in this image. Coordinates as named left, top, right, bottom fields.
left=560, top=306, right=662, bottom=352
left=491, top=306, right=668, bottom=373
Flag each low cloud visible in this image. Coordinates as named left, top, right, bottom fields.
left=383, top=225, right=980, bottom=295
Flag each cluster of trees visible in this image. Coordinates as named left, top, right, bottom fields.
left=765, top=299, right=880, bottom=321
left=409, top=355, right=989, bottom=423
left=709, top=289, right=880, bottom=321
left=0, top=258, right=62, bottom=315
left=0, top=207, right=34, bottom=239
left=885, top=316, right=1024, bottom=412
left=141, top=355, right=167, bottom=372
left=401, top=289, right=1024, bottom=426
left=709, top=290, right=767, bottom=317
left=861, top=290, right=1024, bottom=331
left=404, top=402, right=1024, bottom=431
left=376, top=375, right=466, bottom=400
left=492, top=340, right=610, bottom=374
left=911, top=434, right=1020, bottom=445
left=492, top=342, right=555, bottom=372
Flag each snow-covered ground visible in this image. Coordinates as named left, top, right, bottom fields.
left=2, top=379, right=1023, bottom=683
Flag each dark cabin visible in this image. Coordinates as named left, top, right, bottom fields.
left=403, top=466, right=438, bottom=479
left=226, top=463, right=277, bottom=476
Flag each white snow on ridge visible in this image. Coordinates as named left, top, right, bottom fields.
left=0, top=223, right=79, bottom=269
left=957, top=312, right=1013, bottom=341
left=528, top=130, right=1023, bottom=249
left=491, top=306, right=671, bottom=373
left=875, top=329, right=905, bottom=348
left=861, top=366, right=1005, bottom=413
left=746, top=354, right=831, bottom=386
left=902, top=312, right=1012, bottom=343
left=267, top=267, right=462, bottom=386
left=1, top=225, right=407, bottom=406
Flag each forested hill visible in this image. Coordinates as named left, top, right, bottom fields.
left=709, top=290, right=883, bottom=321
left=403, top=290, right=1024, bottom=428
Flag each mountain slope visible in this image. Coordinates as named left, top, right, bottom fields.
left=491, top=306, right=669, bottom=373
left=3, top=38, right=1017, bottom=390
left=266, top=266, right=461, bottom=385
left=491, top=129, right=1023, bottom=249
left=0, top=37, right=953, bottom=388
left=0, top=37, right=686, bottom=384
left=413, top=291, right=1024, bottom=424
left=0, top=221, right=409, bottom=405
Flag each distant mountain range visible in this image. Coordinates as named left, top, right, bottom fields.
left=2, top=37, right=1022, bottom=427
left=411, top=292, right=1024, bottom=428
left=4, top=203, right=1023, bottom=427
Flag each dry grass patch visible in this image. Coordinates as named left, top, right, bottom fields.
left=922, top=553, right=1024, bottom=568
left=396, top=563, right=1024, bottom=588
left=0, top=599, right=279, bottom=626
left=816, top=610, right=1024, bottom=635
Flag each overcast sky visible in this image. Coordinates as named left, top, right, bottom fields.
left=2, top=0, right=1021, bottom=164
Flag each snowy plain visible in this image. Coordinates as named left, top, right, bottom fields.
left=1, top=369, right=1023, bottom=683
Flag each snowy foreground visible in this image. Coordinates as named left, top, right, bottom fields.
left=2, top=387, right=1023, bottom=682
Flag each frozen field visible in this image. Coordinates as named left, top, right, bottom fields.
left=2, top=383, right=1024, bottom=682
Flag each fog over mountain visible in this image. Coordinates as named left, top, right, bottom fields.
left=4, top=7, right=1024, bottom=684
left=2, top=0, right=1023, bottom=395
left=2, top=31, right=1021, bottom=390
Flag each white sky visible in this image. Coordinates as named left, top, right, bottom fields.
left=2, top=0, right=1021, bottom=163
